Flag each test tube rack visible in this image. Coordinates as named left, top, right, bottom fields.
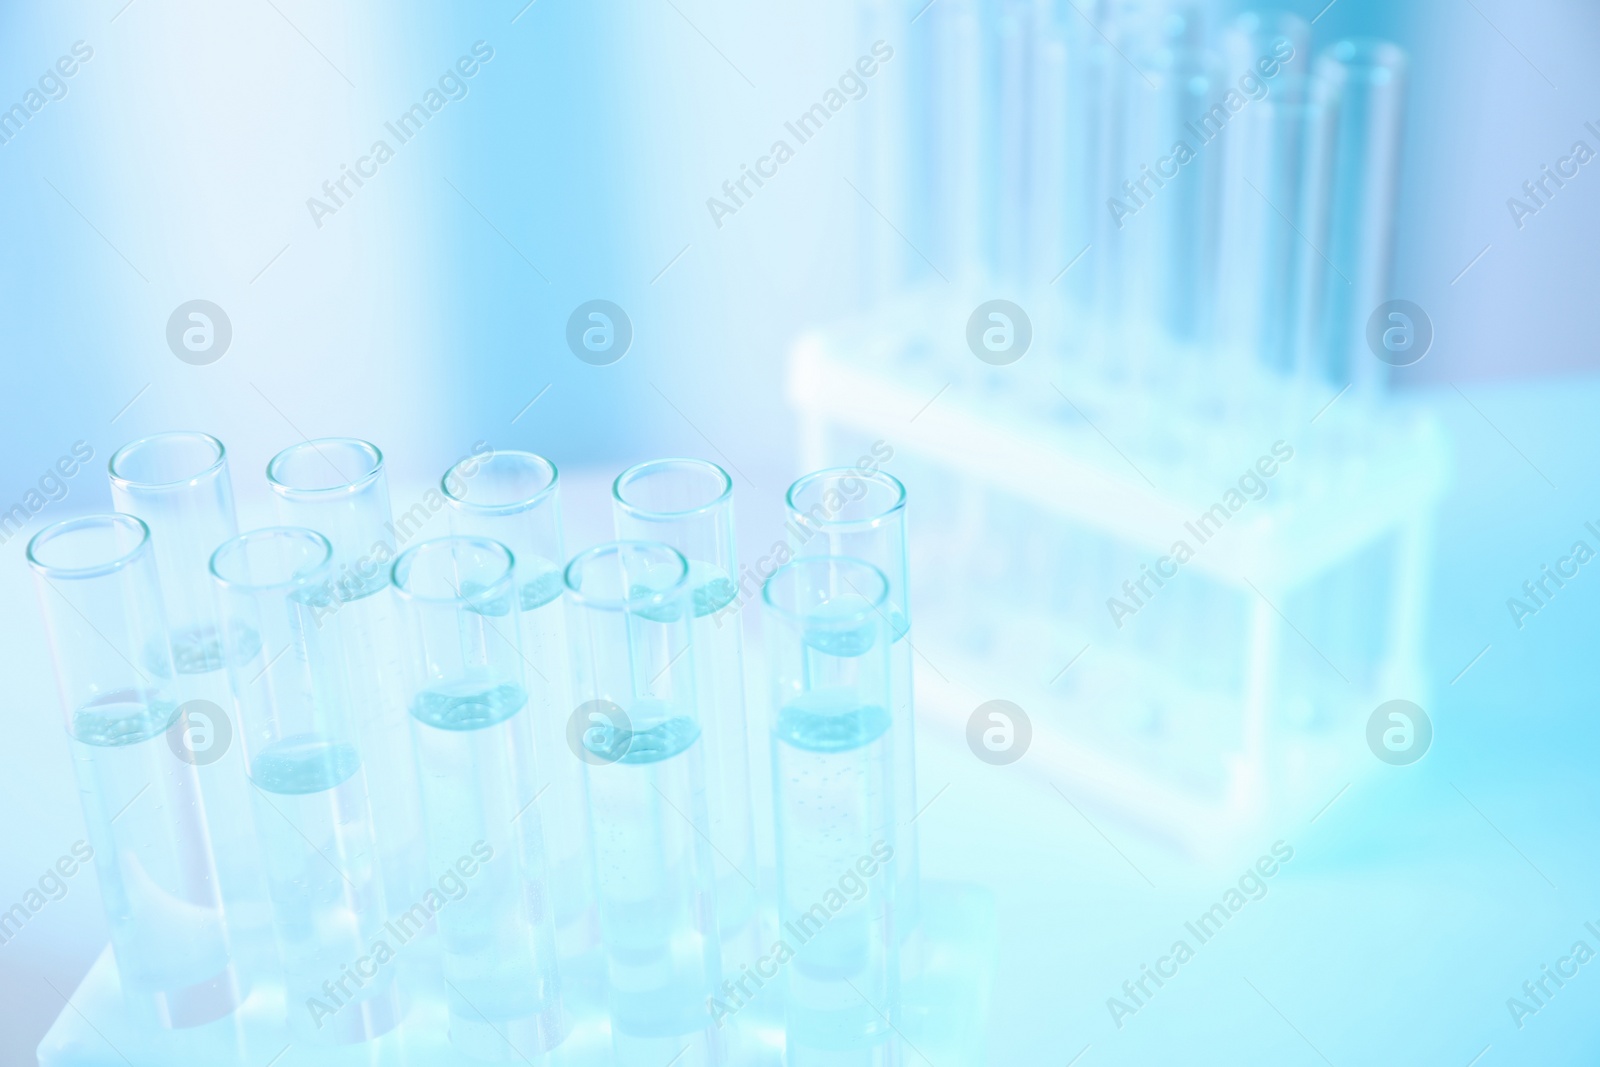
left=788, top=283, right=1451, bottom=857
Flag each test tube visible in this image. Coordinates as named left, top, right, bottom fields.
left=929, top=0, right=988, bottom=282
left=611, top=460, right=760, bottom=964
left=1215, top=12, right=1312, bottom=377
left=1085, top=0, right=1143, bottom=357
left=763, top=556, right=900, bottom=1062
left=1029, top=5, right=1070, bottom=301
left=440, top=451, right=598, bottom=977
left=1307, top=39, right=1408, bottom=391
left=108, top=432, right=272, bottom=969
left=1291, top=85, right=1337, bottom=392
left=390, top=536, right=569, bottom=1061
left=27, top=514, right=242, bottom=1029
left=209, top=527, right=403, bottom=1044
left=1060, top=1, right=1116, bottom=343
left=108, top=434, right=237, bottom=671
left=266, top=439, right=427, bottom=926
left=1151, top=5, right=1223, bottom=353
left=564, top=542, right=723, bottom=1065
left=994, top=0, right=1033, bottom=286
left=855, top=0, right=913, bottom=302
left=786, top=470, right=918, bottom=937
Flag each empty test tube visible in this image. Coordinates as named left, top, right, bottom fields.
left=266, top=439, right=427, bottom=927
left=391, top=537, right=569, bottom=1060
left=107, top=433, right=239, bottom=672
left=1083, top=0, right=1145, bottom=351
left=28, top=515, right=242, bottom=1029
left=928, top=0, right=988, bottom=282
left=1028, top=3, right=1071, bottom=299
left=108, top=432, right=272, bottom=969
left=786, top=470, right=919, bottom=937
left=564, top=542, right=724, bottom=1065
left=440, top=450, right=599, bottom=980
left=1215, top=13, right=1312, bottom=377
left=209, top=527, right=403, bottom=1044
left=611, top=460, right=761, bottom=964
left=854, top=0, right=914, bottom=301
left=994, top=0, right=1034, bottom=285
left=763, top=556, right=900, bottom=1063
left=1149, top=5, right=1224, bottom=352
left=1307, top=39, right=1408, bottom=390
left=1057, top=1, right=1116, bottom=340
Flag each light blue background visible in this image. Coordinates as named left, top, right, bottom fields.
left=3, top=0, right=1599, bottom=1063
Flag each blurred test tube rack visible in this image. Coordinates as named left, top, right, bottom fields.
left=789, top=297, right=1449, bottom=855
left=799, top=0, right=1451, bottom=856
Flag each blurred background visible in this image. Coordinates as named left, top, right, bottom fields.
left=4, top=0, right=1600, bottom=1063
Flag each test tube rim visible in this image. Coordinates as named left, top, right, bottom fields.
left=265, top=437, right=385, bottom=498
left=1230, top=10, right=1309, bottom=39
left=439, top=448, right=559, bottom=516
left=1314, top=38, right=1408, bottom=89
left=760, top=553, right=889, bottom=626
left=107, top=430, right=227, bottom=492
left=784, top=467, right=907, bottom=533
left=25, top=512, right=153, bottom=581
left=611, top=457, right=733, bottom=522
left=562, top=539, right=690, bottom=614
left=390, top=534, right=516, bottom=607
left=208, top=525, right=334, bottom=593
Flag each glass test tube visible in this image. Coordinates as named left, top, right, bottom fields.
left=1308, top=39, right=1408, bottom=391
left=1088, top=0, right=1145, bottom=352
left=1151, top=4, right=1223, bottom=353
left=209, top=527, right=403, bottom=1044
left=1060, top=1, right=1115, bottom=349
left=763, top=557, right=900, bottom=1063
left=1291, top=85, right=1337, bottom=397
left=786, top=470, right=918, bottom=937
left=27, top=515, right=242, bottom=1029
left=854, top=0, right=913, bottom=302
left=108, top=433, right=237, bottom=670
left=612, top=460, right=760, bottom=962
left=564, top=542, right=723, bottom=1065
left=108, top=432, right=272, bottom=968
left=441, top=451, right=598, bottom=975
left=1028, top=6, right=1071, bottom=307
left=1216, top=12, right=1313, bottom=378
left=266, top=439, right=427, bottom=925
left=929, top=0, right=987, bottom=283
left=391, top=537, right=569, bottom=1061
left=993, top=0, right=1032, bottom=286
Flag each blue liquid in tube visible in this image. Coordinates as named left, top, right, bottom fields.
left=71, top=691, right=241, bottom=1030
left=249, top=734, right=403, bottom=1044
left=584, top=697, right=721, bottom=1041
left=409, top=677, right=569, bottom=1058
